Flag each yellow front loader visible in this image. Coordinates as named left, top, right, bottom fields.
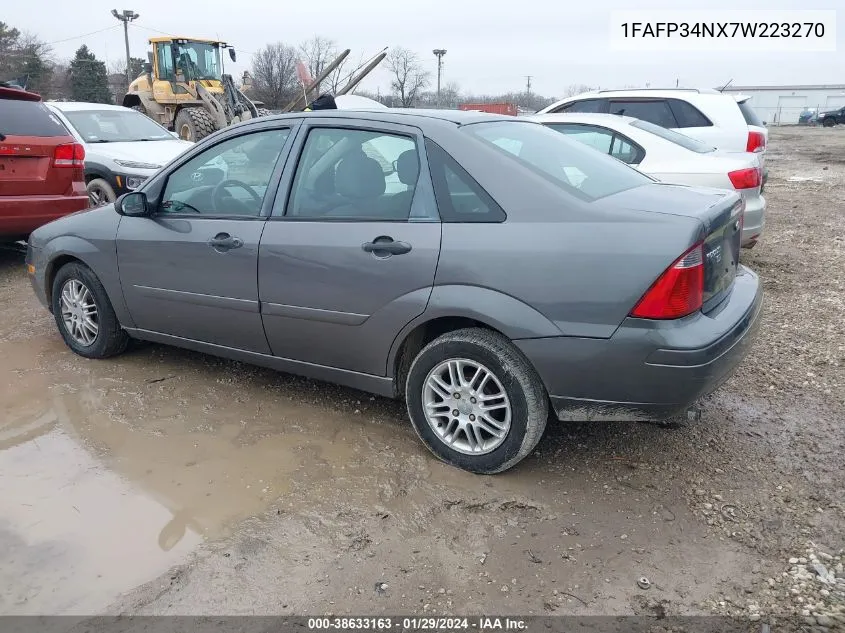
left=121, top=37, right=387, bottom=142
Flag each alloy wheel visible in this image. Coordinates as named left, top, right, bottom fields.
left=59, top=279, right=99, bottom=346
left=422, top=358, right=512, bottom=455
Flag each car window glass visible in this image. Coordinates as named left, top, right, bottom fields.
left=554, top=99, right=605, bottom=114
left=548, top=124, right=614, bottom=153
left=610, top=100, right=677, bottom=128
left=1, top=101, right=69, bottom=137
left=287, top=127, right=419, bottom=221
left=161, top=128, right=289, bottom=217
left=465, top=121, right=651, bottom=201
left=629, top=119, right=716, bottom=153
left=425, top=139, right=506, bottom=223
left=736, top=100, right=764, bottom=127
left=610, top=135, right=641, bottom=163
left=668, top=99, right=712, bottom=128
left=63, top=109, right=173, bottom=142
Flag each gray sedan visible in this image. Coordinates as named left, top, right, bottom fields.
left=26, top=109, right=762, bottom=474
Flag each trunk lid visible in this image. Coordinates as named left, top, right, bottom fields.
left=606, top=183, right=744, bottom=311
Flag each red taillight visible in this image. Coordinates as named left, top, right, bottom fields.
left=728, top=167, right=761, bottom=190
left=746, top=130, right=766, bottom=153
left=53, top=143, right=85, bottom=168
left=630, top=243, right=704, bottom=320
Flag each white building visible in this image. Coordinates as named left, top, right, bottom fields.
left=722, top=84, right=845, bottom=125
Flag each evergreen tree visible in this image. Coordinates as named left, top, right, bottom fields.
left=69, top=45, right=112, bottom=103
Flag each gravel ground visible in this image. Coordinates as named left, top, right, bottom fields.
left=0, top=126, right=843, bottom=628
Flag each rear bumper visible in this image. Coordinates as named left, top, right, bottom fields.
left=515, top=266, right=763, bottom=421
left=0, top=195, right=88, bottom=238
left=741, top=193, right=765, bottom=247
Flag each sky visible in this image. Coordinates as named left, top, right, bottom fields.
left=4, top=0, right=843, bottom=97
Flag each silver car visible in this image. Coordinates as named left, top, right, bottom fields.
left=26, top=110, right=762, bottom=474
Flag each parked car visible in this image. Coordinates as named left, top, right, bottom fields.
left=817, top=106, right=845, bottom=127
left=0, top=85, right=88, bottom=243
left=45, top=102, right=193, bottom=207
left=531, top=112, right=766, bottom=248
left=537, top=89, right=768, bottom=153
left=26, top=110, right=762, bottom=474
left=798, top=109, right=819, bottom=126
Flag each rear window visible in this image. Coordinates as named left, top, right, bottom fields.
left=609, top=100, right=677, bottom=128
left=629, top=119, right=716, bottom=153
left=464, top=120, right=652, bottom=201
left=0, top=100, right=70, bottom=137
left=554, top=99, right=606, bottom=114
left=737, top=100, right=764, bottom=127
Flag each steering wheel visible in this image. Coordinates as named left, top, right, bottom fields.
left=212, top=179, right=261, bottom=214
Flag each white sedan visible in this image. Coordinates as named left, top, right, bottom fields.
left=529, top=113, right=766, bottom=248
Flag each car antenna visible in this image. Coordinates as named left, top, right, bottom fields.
left=718, top=78, right=733, bottom=92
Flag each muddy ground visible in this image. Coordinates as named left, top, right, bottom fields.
left=1, top=126, right=843, bottom=624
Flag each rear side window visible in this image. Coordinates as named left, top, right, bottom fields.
left=0, top=100, right=70, bottom=137
left=609, top=100, right=677, bottom=128
left=464, top=120, right=652, bottom=201
left=425, top=139, right=506, bottom=223
left=553, top=99, right=606, bottom=114
left=737, top=100, right=764, bottom=127
left=668, top=99, right=713, bottom=128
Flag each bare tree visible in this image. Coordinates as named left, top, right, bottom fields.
left=385, top=47, right=430, bottom=107
left=251, top=42, right=299, bottom=109
left=298, top=35, right=337, bottom=95
left=562, top=83, right=592, bottom=97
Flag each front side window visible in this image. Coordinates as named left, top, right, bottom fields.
left=554, top=99, right=607, bottom=114
left=286, top=127, right=421, bottom=221
left=465, top=121, right=651, bottom=201
left=64, top=109, right=173, bottom=142
left=161, top=128, right=289, bottom=216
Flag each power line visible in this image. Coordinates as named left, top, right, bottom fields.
left=45, top=24, right=122, bottom=46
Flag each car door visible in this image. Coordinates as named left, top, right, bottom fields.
left=116, top=123, right=297, bottom=353
left=258, top=120, right=442, bottom=376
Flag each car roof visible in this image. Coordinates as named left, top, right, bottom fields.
left=45, top=101, right=135, bottom=112
left=241, top=108, right=518, bottom=129
left=573, top=88, right=724, bottom=98
left=0, top=85, right=42, bottom=101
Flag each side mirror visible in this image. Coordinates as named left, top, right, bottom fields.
left=229, top=48, right=237, bottom=62
left=115, top=192, right=150, bottom=217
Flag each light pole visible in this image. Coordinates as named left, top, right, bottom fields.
left=433, top=49, right=446, bottom=107
left=111, top=9, right=140, bottom=91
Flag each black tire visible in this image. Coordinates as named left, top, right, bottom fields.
left=405, top=328, right=548, bottom=474
left=51, top=262, right=129, bottom=359
left=174, top=107, right=216, bottom=142
left=822, top=117, right=835, bottom=128
left=86, top=178, right=116, bottom=208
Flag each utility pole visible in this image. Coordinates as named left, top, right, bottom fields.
left=111, top=9, right=140, bottom=91
left=432, top=49, right=446, bottom=107
left=525, top=75, right=532, bottom=96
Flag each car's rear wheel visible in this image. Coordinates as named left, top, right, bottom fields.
left=822, top=117, right=835, bottom=127
left=405, top=328, right=548, bottom=474
left=87, top=178, right=116, bottom=208
left=51, top=262, right=129, bottom=359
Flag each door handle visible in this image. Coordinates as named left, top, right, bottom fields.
left=208, top=233, right=243, bottom=252
left=362, top=237, right=412, bottom=256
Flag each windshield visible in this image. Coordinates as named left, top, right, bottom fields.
left=628, top=119, right=716, bottom=153
left=464, top=120, right=652, bottom=200
left=64, top=109, right=174, bottom=142
left=174, top=42, right=222, bottom=81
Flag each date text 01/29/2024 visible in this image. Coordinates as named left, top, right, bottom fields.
left=307, top=617, right=528, bottom=630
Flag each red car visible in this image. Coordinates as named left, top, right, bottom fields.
left=0, top=85, right=88, bottom=242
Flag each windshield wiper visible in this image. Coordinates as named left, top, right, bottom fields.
left=86, top=139, right=114, bottom=143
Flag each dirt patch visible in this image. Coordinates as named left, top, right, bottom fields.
left=0, top=126, right=843, bottom=623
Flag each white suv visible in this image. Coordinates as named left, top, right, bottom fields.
left=537, top=89, right=768, bottom=156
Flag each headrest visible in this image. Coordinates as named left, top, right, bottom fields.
left=395, top=149, right=420, bottom=186
left=335, top=154, right=385, bottom=199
